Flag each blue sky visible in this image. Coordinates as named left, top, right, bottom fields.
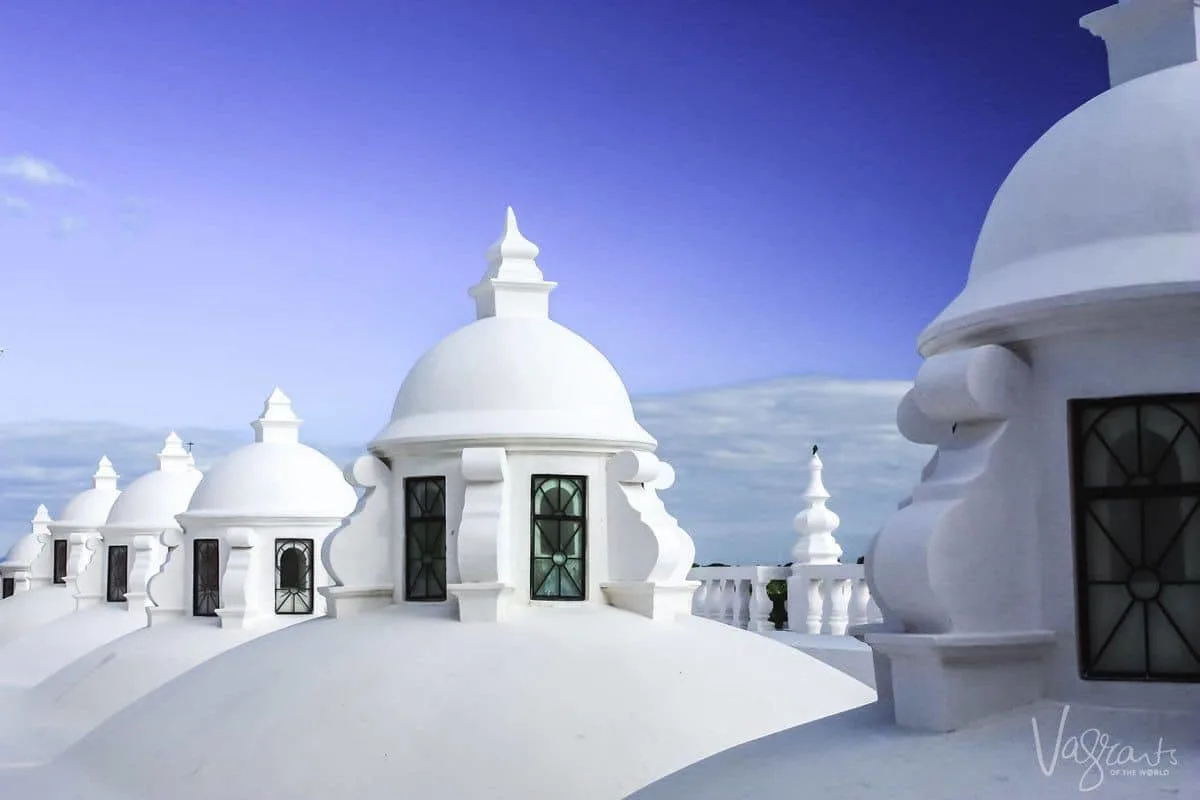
left=0, top=2, right=1117, bottom=561
left=0, top=0, right=1110, bottom=444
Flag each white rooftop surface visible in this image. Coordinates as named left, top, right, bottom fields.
left=0, top=616, right=296, bottom=767
left=0, top=604, right=875, bottom=800
left=0, top=587, right=76, bottom=648
left=0, top=604, right=144, bottom=691
left=633, top=701, right=1200, bottom=799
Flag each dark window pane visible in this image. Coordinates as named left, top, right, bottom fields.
left=275, top=539, right=314, bottom=615
left=1071, top=394, right=1200, bottom=682
left=404, top=477, right=447, bottom=601
left=530, top=475, right=587, bottom=600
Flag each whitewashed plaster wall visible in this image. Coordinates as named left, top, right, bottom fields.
left=1028, top=315, right=1200, bottom=712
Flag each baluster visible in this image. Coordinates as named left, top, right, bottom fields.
left=705, top=579, right=724, bottom=621
left=692, top=579, right=709, bottom=617
left=827, top=578, right=852, bottom=635
left=718, top=579, right=736, bottom=625
left=733, top=578, right=752, bottom=629
left=748, top=574, right=773, bottom=633
left=849, top=578, right=872, bottom=627
left=805, top=576, right=824, bottom=634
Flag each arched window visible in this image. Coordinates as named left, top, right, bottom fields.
left=106, top=545, right=128, bottom=603
left=1071, top=394, right=1200, bottom=681
left=275, top=538, right=315, bottom=615
left=404, top=476, right=447, bottom=602
left=192, top=539, right=220, bottom=617
left=530, top=475, right=587, bottom=600
left=52, top=539, right=67, bottom=585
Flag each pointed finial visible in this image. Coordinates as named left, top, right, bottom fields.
left=157, top=431, right=195, bottom=472
left=93, top=455, right=119, bottom=490
left=486, top=207, right=541, bottom=265
left=33, top=504, right=51, bottom=523
left=251, top=387, right=302, bottom=444
left=469, top=207, right=557, bottom=320
left=791, top=448, right=841, bottom=567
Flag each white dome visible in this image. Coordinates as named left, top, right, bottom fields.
left=920, top=60, right=1200, bottom=355
left=183, top=390, right=356, bottom=521
left=186, top=443, right=355, bottom=519
left=55, top=458, right=121, bottom=530
left=373, top=208, right=654, bottom=451
left=105, top=434, right=203, bottom=530
left=374, top=316, right=654, bottom=449
left=33, top=606, right=875, bottom=800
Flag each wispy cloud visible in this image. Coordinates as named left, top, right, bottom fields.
left=0, top=154, right=77, bottom=187
left=0, top=195, right=30, bottom=216
left=52, top=215, right=83, bottom=239
left=0, top=377, right=932, bottom=566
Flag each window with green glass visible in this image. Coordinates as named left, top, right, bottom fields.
left=530, top=475, right=587, bottom=600
left=405, top=476, right=447, bottom=601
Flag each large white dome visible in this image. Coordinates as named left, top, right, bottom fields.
left=104, top=434, right=202, bottom=530
left=372, top=208, right=655, bottom=451
left=920, top=60, right=1200, bottom=355
left=183, top=390, right=356, bottom=521
left=21, top=605, right=875, bottom=800
left=54, top=457, right=121, bottom=529
left=373, top=316, right=654, bottom=449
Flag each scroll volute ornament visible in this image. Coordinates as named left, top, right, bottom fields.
left=869, top=344, right=1037, bottom=634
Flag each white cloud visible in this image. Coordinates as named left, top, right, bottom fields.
left=52, top=215, right=83, bottom=238
left=0, top=154, right=77, bottom=187
left=0, top=377, right=932, bottom=566
left=0, top=195, right=30, bottom=215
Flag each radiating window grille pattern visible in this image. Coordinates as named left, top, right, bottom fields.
left=192, top=538, right=220, bottom=617
left=106, top=545, right=128, bottom=603
left=52, top=539, right=67, bottom=584
left=405, top=477, right=447, bottom=601
left=530, top=475, right=587, bottom=600
left=1071, top=394, right=1200, bottom=682
left=275, top=538, right=315, bottom=614
left=1, top=578, right=13, bottom=599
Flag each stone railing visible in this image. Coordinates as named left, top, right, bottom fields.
left=688, top=564, right=882, bottom=636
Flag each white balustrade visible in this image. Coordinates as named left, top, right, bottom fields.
left=687, top=563, right=882, bottom=636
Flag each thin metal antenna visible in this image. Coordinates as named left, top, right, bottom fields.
left=184, top=441, right=195, bottom=454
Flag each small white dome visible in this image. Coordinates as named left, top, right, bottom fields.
left=374, top=316, right=654, bottom=448
left=921, top=60, right=1200, bottom=354
left=55, top=457, right=121, bottom=530
left=105, top=434, right=203, bottom=530
left=0, top=505, right=50, bottom=567
left=39, top=606, right=875, bottom=800
left=183, top=389, right=356, bottom=521
left=372, top=208, right=654, bottom=451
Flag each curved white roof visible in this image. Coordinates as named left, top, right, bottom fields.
left=104, top=433, right=202, bottom=530
left=53, top=457, right=121, bottom=530
left=372, top=209, right=655, bottom=451
left=34, top=605, right=875, bottom=800
left=920, top=60, right=1200, bottom=354
left=183, top=389, right=356, bottom=521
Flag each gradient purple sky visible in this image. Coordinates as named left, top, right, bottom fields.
left=0, top=0, right=1108, bottom=443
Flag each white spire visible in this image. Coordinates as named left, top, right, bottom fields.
left=93, top=456, right=119, bottom=491
left=251, top=387, right=302, bottom=444
left=468, top=206, right=557, bottom=320
left=1081, top=0, right=1200, bottom=88
left=790, top=445, right=843, bottom=567
left=157, top=432, right=195, bottom=472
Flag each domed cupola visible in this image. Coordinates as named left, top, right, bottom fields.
left=149, top=389, right=357, bottom=630
left=371, top=207, right=654, bottom=452
left=920, top=0, right=1200, bottom=356
left=0, top=505, right=53, bottom=597
left=49, top=457, right=122, bottom=604
left=93, top=433, right=203, bottom=613
left=183, top=388, right=357, bottom=521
